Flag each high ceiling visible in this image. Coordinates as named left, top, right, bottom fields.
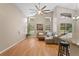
left=15, top=3, right=79, bottom=17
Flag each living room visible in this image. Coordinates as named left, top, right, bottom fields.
left=26, top=3, right=74, bottom=44
left=0, top=3, right=79, bottom=56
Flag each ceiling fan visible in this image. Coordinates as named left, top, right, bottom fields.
left=30, top=3, right=51, bottom=15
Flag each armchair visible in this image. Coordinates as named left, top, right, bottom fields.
left=37, top=31, right=45, bottom=41
left=45, top=32, right=54, bottom=44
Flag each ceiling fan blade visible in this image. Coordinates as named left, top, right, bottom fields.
left=35, top=5, right=39, bottom=10
left=42, top=11, right=48, bottom=14
left=43, top=10, right=50, bottom=11
left=41, top=6, right=46, bottom=10
left=38, top=3, right=40, bottom=8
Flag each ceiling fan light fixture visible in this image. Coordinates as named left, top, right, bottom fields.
left=72, top=17, right=75, bottom=19
left=38, top=10, right=43, bottom=14
left=76, top=16, right=79, bottom=19
left=73, top=16, right=79, bottom=19
left=30, top=3, right=51, bottom=15
left=38, top=11, right=41, bottom=14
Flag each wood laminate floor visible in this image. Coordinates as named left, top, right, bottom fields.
left=0, top=37, right=59, bottom=56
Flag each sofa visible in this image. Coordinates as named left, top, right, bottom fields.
left=45, top=32, right=63, bottom=44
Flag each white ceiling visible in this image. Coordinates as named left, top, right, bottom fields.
left=15, top=3, right=79, bottom=17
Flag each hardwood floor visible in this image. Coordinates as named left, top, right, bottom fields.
left=0, top=37, right=59, bottom=56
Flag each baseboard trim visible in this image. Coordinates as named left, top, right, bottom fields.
left=0, top=36, right=26, bottom=54
left=70, top=40, right=79, bottom=46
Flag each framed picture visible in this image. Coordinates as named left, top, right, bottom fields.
left=37, top=24, right=43, bottom=30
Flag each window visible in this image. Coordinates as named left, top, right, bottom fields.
left=45, top=17, right=51, bottom=31
left=60, top=13, right=72, bottom=18
left=60, top=23, right=72, bottom=33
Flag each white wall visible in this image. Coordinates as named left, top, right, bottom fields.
left=53, top=6, right=75, bottom=35
left=53, top=6, right=79, bottom=45
left=0, top=4, right=26, bottom=51
left=72, top=19, right=79, bottom=45
left=28, top=12, right=53, bottom=36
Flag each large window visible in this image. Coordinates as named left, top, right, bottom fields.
left=27, top=17, right=35, bottom=36
left=45, top=17, right=51, bottom=32
left=60, top=13, right=72, bottom=18
left=60, top=23, right=72, bottom=33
